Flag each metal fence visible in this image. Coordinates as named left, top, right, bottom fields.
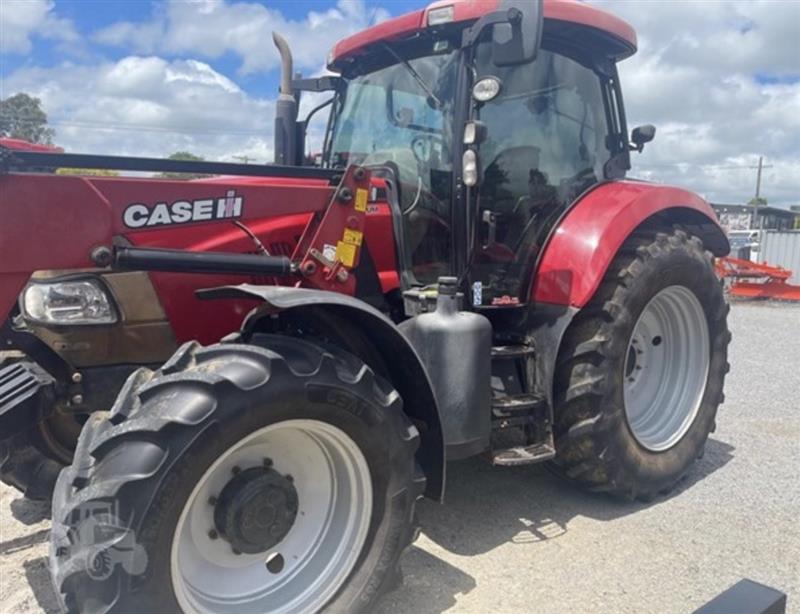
left=758, top=231, right=800, bottom=283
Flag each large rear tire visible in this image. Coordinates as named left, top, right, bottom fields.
left=50, top=335, right=423, bottom=613
left=551, top=229, right=730, bottom=500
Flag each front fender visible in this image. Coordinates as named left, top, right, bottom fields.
left=198, top=285, right=446, bottom=501
left=531, top=181, right=729, bottom=307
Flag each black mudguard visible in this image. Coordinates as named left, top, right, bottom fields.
left=198, top=284, right=446, bottom=501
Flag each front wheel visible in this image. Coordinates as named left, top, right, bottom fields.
left=51, top=335, right=423, bottom=613
left=552, top=229, right=731, bottom=500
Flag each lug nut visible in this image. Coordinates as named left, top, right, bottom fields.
left=232, top=465, right=241, bottom=475
left=285, top=474, right=293, bottom=483
left=71, top=394, right=83, bottom=404
left=208, top=495, right=217, bottom=506
left=263, top=458, right=273, bottom=467
left=208, top=529, right=218, bottom=540
left=232, top=547, right=242, bottom=556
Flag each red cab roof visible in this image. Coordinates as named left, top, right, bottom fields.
left=330, top=0, right=636, bottom=68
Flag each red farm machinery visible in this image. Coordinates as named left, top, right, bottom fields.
left=0, top=1, right=731, bottom=612
left=717, top=257, right=800, bottom=301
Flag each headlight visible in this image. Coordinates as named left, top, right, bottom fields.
left=21, top=279, right=117, bottom=325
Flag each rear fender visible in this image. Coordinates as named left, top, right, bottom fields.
left=198, top=285, right=446, bottom=501
left=531, top=181, right=729, bottom=307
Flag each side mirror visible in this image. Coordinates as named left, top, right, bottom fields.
left=631, top=124, right=656, bottom=152
left=492, top=0, right=543, bottom=66
left=462, top=0, right=542, bottom=67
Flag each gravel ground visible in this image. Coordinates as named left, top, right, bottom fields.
left=1, top=301, right=798, bottom=613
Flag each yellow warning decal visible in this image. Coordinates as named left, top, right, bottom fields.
left=354, top=188, right=368, bottom=212
left=342, top=228, right=363, bottom=246
left=336, top=241, right=357, bottom=267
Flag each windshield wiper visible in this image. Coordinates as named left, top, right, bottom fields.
left=381, top=42, right=443, bottom=110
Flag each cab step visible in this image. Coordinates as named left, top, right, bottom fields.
left=491, top=442, right=556, bottom=466
left=492, top=393, right=545, bottom=418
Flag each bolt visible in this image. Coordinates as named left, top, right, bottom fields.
left=263, top=457, right=273, bottom=467
left=208, top=529, right=218, bottom=540
left=337, top=187, right=353, bottom=203
left=301, top=260, right=317, bottom=276
left=636, top=365, right=643, bottom=370
left=208, top=495, right=218, bottom=506
left=90, top=246, right=113, bottom=267
left=71, top=372, right=82, bottom=383
left=353, top=167, right=366, bottom=181
left=232, top=465, right=241, bottom=475
left=71, top=394, right=83, bottom=405
left=336, top=269, right=349, bottom=283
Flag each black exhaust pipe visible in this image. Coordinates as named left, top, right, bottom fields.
left=115, top=247, right=294, bottom=277
left=273, top=32, right=298, bottom=166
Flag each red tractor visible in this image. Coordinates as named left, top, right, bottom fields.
left=0, top=1, right=730, bottom=612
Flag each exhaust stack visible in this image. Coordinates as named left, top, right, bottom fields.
left=272, top=32, right=298, bottom=166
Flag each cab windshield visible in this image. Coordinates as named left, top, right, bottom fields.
left=325, top=48, right=459, bottom=283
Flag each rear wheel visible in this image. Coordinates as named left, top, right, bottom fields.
left=552, top=229, right=730, bottom=500
left=51, top=336, right=423, bottom=613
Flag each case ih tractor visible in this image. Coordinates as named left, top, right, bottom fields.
left=0, top=0, right=730, bottom=612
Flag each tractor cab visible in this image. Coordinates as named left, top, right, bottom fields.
left=306, top=0, right=641, bottom=306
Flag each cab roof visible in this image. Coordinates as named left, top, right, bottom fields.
left=330, top=0, right=637, bottom=69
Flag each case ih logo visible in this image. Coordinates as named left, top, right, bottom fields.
left=123, top=190, right=243, bottom=228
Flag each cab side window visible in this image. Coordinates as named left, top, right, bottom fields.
left=471, top=45, right=613, bottom=301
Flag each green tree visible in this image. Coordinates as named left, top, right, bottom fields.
left=158, top=151, right=211, bottom=180
left=0, top=93, right=55, bottom=144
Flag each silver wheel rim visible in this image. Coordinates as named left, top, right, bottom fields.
left=171, top=419, right=373, bottom=614
left=623, top=285, right=710, bottom=452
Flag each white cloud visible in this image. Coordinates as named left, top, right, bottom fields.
left=599, top=0, right=800, bottom=206
left=3, top=0, right=797, bottom=207
left=0, top=0, right=80, bottom=55
left=3, top=57, right=275, bottom=161
left=93, top=0, right=391, bottom=75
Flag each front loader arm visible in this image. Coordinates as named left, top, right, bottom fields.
left=0, top=151, right=370, bottom=324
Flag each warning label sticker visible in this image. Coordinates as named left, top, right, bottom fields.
left=354, top=188, right=368, bottom=212
left=336, top=241, right=357, bottom=267
left=342, top=228, right=363, bottom=246
left=322, top=243, right=337, bottom=263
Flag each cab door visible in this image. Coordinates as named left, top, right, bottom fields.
left=467, top=42, right=618, bottom=307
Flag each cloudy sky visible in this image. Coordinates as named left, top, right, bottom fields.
left=1, top=0, right=798, bottom=207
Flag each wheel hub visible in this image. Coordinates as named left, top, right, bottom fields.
left=623, top=285, right=710, bottom=451
left=213, top=467, right=298, bottom=554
